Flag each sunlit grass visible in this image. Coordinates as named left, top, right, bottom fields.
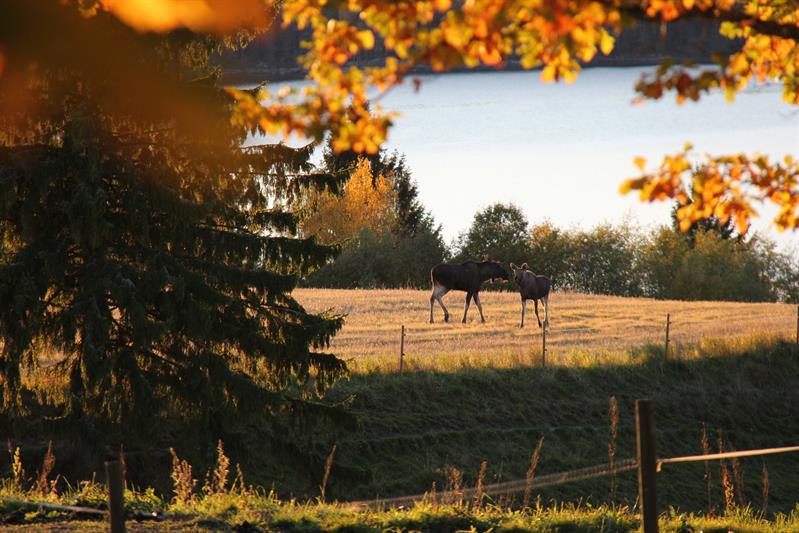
left=2, top=482, right=798, bottom=532
left=296, top=288, right=797, bottom=373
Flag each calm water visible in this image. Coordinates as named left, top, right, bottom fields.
left=253, top=67, right=799, bottom=249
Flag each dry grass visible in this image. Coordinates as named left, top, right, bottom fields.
left=295, top=288, right=797, bottom=372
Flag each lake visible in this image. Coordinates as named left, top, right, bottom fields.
left=251, top=67, right=799, bottom=250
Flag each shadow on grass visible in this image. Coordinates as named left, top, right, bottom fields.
left=322, top=337, right=799, bottom=513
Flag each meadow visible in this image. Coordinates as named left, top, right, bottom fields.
left=295, top=288, right=798, bottom=371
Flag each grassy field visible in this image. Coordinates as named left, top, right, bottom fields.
left=295, top=288, right=798, bottom=371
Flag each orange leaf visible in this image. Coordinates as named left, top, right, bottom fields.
left=434, top=0, right=452, bottom=12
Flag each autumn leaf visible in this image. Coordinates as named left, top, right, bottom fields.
left=600, top=30, right=615, bottom=56
left=99, top=0, right=272, bottom=33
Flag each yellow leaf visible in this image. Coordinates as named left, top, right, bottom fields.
left=541, top=64, right=557, bottom=82
left=357, top=30, right=375, bottom=50
left=599, top=31, right=615, bottom=56
left=619, top=179, right=634, bottom=194
left=682, top=0, right=695, bottom=9
left=730, top=54, right=749, bottom=74
left=634, top=156, right=647, bottom=171
left=619, top=177, right=645, bottom=194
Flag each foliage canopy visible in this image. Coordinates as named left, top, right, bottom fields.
left=237, top=0, right=799, bottom=234
left=3, top=1, right=796, bottom=234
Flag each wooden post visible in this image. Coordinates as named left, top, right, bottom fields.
left=635, top=400, right=659, bottom=533
left=795, top=305, right=798, bottom=346
left=399, top=325, right=405, bottom=374
left=541, top=328, right=547, bottom=367
left=664, top=313, right=670, bottom=358
left=105, top=457, right=126, bottom=533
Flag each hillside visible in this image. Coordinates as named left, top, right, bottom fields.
left=310, top=336, right=799, bottom=514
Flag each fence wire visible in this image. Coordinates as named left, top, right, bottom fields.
left=346, top=443, right=799, bottom=510
left=347, top=458, right=638, bottom=509
left=657, top=444, right=799, bottom=470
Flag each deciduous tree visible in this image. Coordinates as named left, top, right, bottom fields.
left=455, top=203, right=530, bottom=268
left=300, top=158, right=396, bottom=244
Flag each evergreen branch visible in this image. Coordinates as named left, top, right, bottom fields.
left=108, top=339, right=185, bottom=371
left=140, top=347, right=186, bottom=371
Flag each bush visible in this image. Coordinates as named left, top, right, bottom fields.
left=306, top=221, right=448, bottom=289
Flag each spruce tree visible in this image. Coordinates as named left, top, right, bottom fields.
left=0, top=3, right=346, bottom=449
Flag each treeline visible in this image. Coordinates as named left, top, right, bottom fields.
left=300, top=154, right=799, bottom=303
left=453, top=204, right=799, bottom=302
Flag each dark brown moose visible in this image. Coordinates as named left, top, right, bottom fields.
left=429, top=260, right=509, bottom=323
left=510, top=262, right=551, bottom=330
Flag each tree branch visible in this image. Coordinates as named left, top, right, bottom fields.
left=614, top=3, right=799, bottom=42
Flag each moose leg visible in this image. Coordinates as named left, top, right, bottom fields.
left=520, top=298, right=526, bottom=328
left=462, top=292, right=473, bottom=323
left=534, top=299, right=542, bottom=328
left=431, top=285, right=449, bottom=322
left=474, top=292, right=485, bottom=323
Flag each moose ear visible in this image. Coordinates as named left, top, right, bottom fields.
left=521, top=263, right=529, bottom=270
left=510, top=262, right=517, bottom=270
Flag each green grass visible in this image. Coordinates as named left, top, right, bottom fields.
left=2, top=489, right=799, bottom=532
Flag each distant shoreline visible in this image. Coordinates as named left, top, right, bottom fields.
left=220, top=56, right=710, bottom=85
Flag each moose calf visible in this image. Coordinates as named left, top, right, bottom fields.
left=510, top=262, right=550, bottom=330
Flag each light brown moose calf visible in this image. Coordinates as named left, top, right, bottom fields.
left=510, top=263, right=551, bottom=330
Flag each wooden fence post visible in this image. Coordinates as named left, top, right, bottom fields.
left=664, top=313, right=671, bottom=358
left=795, top=305, right=798, bottom=346
left=105, top=457, right=126, bottom=533
left=399, top=325, right=405, bottom=374
left=635, top=399, right=659, bottom=533
left=542, top=328, right=547, bottom=367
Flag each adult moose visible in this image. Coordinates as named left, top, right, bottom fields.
left=510, top=263, right=551, bottom=330
left=429, top=259, right=509, bottom=323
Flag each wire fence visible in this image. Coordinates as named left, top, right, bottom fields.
left=346, top=458, right=639, bottom=509
left=346, top=443, right=799, bottom=510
